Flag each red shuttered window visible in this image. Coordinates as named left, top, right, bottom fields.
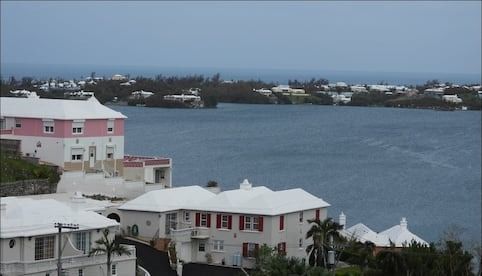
left=195, top=212, right=200, bottom=227
left=239, top=216, right=245, bottom=230
left=279, top=215, right=284, bottom=231
left=242, top=242, right=259, bottom=258
left=277, top=242, right=286, bottom=254
left=315, top=209, right=320, bottom=220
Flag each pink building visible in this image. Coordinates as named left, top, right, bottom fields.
left=0, top=94, right=127, bottom=175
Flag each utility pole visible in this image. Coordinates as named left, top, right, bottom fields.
left=54, top=223, right=79, bottom=276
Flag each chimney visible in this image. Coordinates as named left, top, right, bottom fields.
left=400, top=217, right=408, bottom=229
left=240, top=179, right=252, bottom=190
left=339, top=212, right=346, bottom=230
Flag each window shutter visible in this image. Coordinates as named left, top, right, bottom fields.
left=228, top=215, right=232, bottom=229
left=242, top=243, right=248, bottom=257
left=315, top=209, right=320, bottom=220
left=239, top=216, right=245, bottom=230
left=280, top=215, right=284, bottom=230
left=195, top=212, right=200, bottom=227
left=216, top=214, right=221, bottom=229
left=255, top=243, right=259, bottom=254
left=207, top=213, right=211, bottom=227
left=258, top=216, right=263, bottom=232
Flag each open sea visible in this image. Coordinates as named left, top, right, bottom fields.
left=109, top=103, right=481, bottom=245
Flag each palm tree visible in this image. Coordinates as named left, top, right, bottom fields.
left=306, top=217, right=343, bottom=268
left=89, top=229, right=131, bottom=276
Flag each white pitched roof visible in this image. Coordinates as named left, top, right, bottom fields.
left=343, top=223, right=390, bottom=247
left=118, top=186, right=216, bottom=213
left=0, top=96, right=127, bottom=120
left=118, top=180, right=330, bottom=216
left=379, top=219, right=428, bottom=247
left=0, top=197, right=119, bottom=238
left=341, top=218, right=428, bottom=247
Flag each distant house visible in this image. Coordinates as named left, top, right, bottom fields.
left=118, top=179, right=330, bottom=269
left=424, top=88, right=445, bottom=97
left=0, top=197, right=136, bottom=276
left=340, top=214, right=428, bottom=254
left=112, top=74, right=126, bottom=81
left=163, top=94, right=201, bottom=103
left=253, top=88, right=273, bottom=97
left=130, top=90, right=154, bottom=99
left=442, top=94, right=463, bottom=103
left=271, top=85, right=307, bottom=97
left=0, top=95, right=127, bottom=176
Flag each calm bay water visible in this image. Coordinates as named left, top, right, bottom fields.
left=110, top=103, right=481, bottom=244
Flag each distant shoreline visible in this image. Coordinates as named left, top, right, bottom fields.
left=2, top=63, right=481, bottom=86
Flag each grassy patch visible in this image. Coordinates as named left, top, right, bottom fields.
left=0, top=156, right=60, bottom=184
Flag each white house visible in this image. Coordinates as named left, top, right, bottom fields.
left=340, top=214, right=428, bottom=254
left=0, top=197, right=136, bottom=276
left=118, top=179, right=330, bottom=268
left=442, top=94, right=463, bottom=103
left=0, top=95, right=127, bottom=176
left=130, top=90, right=154, bottom=99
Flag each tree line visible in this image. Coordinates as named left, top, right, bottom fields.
left=251, top=218, right=478, bottom=276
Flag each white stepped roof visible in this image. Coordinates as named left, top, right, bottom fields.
left=118, top=180, right=330, bottom=216
left=379, top=220, right=428, bottom=247
left=0, top=197, right=119, bottom=238
left=118, top=186, right=216, bottom=213
left=342, top=218, right=428, bottom=247
left=344, top=223, right=390, bottom=247
left=0, top=96, right=126, bottom=120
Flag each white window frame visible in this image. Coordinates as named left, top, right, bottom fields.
left=111, top=263, right=117, bottom=276
left=244, top=216, right=259, bottom=231
left=15, top=119, right=21, bottom=128
left=78, top=268, right=84, bottom=276
left=0, top=118, right=5, bottom=130
left=71, top=148, right=84, bottom=162
left=200, top=213, right=208, bottom=227
left=75, top=232, right=90, bottom=254
left=184, top=211, right=191, bottom=223
left=43, top=119, right=54, bottom=134
left=213, top=240, right=224, bottom=251
left=221, top=215, right=229, bottom=229
left=198, top=242, right=206, bottom=252
left=72, top=120, right=85, bottom=135
left=35, top=236, right=55, bottom=260
left=107, top=119, right=114, bottom=133
left=106, top=146, right=114, bottom=160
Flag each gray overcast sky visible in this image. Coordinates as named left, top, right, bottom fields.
left=1, top=1, right=481, bottom=75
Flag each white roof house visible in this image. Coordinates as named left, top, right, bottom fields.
left=1, top=197, right=118, bottom=238
left=340, top=215, right=428, bottom=248
left=378, top=217, right=428, bottom=247
left=0, top=96, right=126, bottom=120
left=0, top=95, right=128, bottom=176
left=1, top=197, right=137, bottom=276
left=118, top=185, right=216, bottom=213
left=118, top=179, right=330, bottom=215
left=117, top=179, right=330, bottom=269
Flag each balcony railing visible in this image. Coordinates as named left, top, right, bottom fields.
left=170, top=227, right=211, bottom=242
left=0, top=245, right=135, bottom=274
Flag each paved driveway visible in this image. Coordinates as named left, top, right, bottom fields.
left=117, top=237, right=177, bottom=276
